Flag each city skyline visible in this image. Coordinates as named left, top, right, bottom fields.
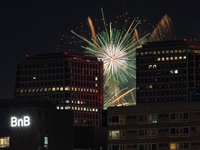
left=1, top=0, right=200, bottom=99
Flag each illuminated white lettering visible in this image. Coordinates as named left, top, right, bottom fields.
left=10, top=116, right=30, bottom=127
left=18, top=119, right=23, bottom=127
left=24, top=116, right=30, bottom=126
left=11, top=117, right=17, bottom=127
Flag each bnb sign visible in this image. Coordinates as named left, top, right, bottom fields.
left=11, top=116, right=30, bottom=127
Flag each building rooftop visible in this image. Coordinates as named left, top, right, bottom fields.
left=25, top=52, right=98, bottom=61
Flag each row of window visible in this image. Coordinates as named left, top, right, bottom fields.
left=17, top=81, right=100, bottom=88
left=56, top=106, right=98, bottom=112
left=109, top=141, right=193, bottom=150
left=74, top=120, right=99, bottom=125
left=17, top=69, right=100, bottom=76
left=136, top=49, right=187, bottom=56
left=109, top=127, right=191, bottom=140
left=136, top=97, right=187, bottom=103
left=108, top=112, right=189, bottom=125
left=19, top=61, right=100, bottom=69
left=18, top=87, right=98, bottom=94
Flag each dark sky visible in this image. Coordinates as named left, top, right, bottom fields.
left=0, top=0, right=200, bottom=99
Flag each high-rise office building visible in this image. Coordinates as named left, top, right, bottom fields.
left=136, top=39, right=200, bottom=104
left=14, top=52, right=104, bottom=126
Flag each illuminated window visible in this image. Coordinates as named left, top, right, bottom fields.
left=174, top=50, right=177, bottom=53
left=157, top=58, right=160, bottom=61
left=183, top=56, right=186, bottom=59
left=153, top=65, right=156, bottom=68
left=90, top=89, right=92, bottom=92
left=56, top=87, right=59, bottom=91
left=170, top=57, right=173, bottom=60
left=44, top=88, right=47, bottom=92
left=40, top=88, right=43, bottom=92
left=65, top=106, right=70, bottom=110
left=56, top=106, right=59, bottom=109
left=136, top=52, right=139, bottom=56
left=77, top=100, right=80, bottom=104
left=87, top=89, right=89, bottom=92
left=81, top=88, right=83, bottom=92
left=87, top=108, right=89, bottom=111
left=96, top=90, right=98, bottom=93
left=162, top=57, right=165, bottom=61
left=32, top=89, right=35, bottom=92
left=90, top=108, right=92, bottom=111
left=109, top=130, right=120, bottom=139
left=44, top=137, right=48, bottom=149
left=52, top=87, right=55, bottom=91
left=179, top=56, right=182, bottom=60
left=148, top=129, right=157, bottom=138
left=71, top=87, right=74, bottom=91
left=96, top=108, right=98, bottom=112
left=33, top=76, right=36, bottom=80
left=48, top=88, right=51, bottom=91
left=81, top=107, right=83, bottom=110
left=65, top=86, right=70, bottom=91
left=75, top=107, right=77, bottom=110
left=183, top=49, right=186, bottom=53
left=153, top=51, right=156, bottom=55
left=75, top=88, right=77, bottom=91
left=174, top=57, right=178, bottom=60
left=78, top=88, right=80, bottom=91
left=170, top=50, right=173, bottom=53
left=0, top=137, right=10, bottom=148
left=174, top=70, right=178, bottom=74
left=166, top=57, right=169, bottom=61
left=145, top=52, right=148, bottom=55
left=78, top=107, right=80, bottom=110
left=72, top=107, right=74, bottom=110
left=149, top=85, right=153, bottom=89
left=60, top=87, right=63, bottom=91
left=149, top=65, right=152, bottom=69
left=21, top=89, right=23, bottom=93
left=65, top=100, right=70, bottom=103
left=141, top=52, right=143, bottom=55
left=149, top=114, right=157, bottom=123
left=84, top=107, right=86, bottom=111
left=81, top=101, right=83, bottom=104
left=157, top=51, right=160, bottom=54
left=179, top=50, right=182, bottom=53
left=162, top=51, right=165, bottom=54
left=95, top=77, right=98, bottom=81
left=95, top=83, right=98, bottom=87
left=60, top=106, right=63, bottom=110
left=170, top=142, right=179, bottom=150
left=29, top=89, right=31, bottom=93
left=93, top=89, right=95, bottom=93
left=166, top=50, right=169, bottom=54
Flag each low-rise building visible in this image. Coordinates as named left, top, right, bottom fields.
left=107, top=102, right=200, bottom=150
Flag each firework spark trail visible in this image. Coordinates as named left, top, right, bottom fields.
left=104, top=87, right=136, bottom=109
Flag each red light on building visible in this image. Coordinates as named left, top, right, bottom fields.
left=62, top=52, right=71, bottom=55
left=142, top=42, right=147, bottom=45
left=26, top=55, right=34, bottom=57
left=184, top=39, right=186, bottom=41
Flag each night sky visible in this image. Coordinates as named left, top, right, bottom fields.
left=0, top=0, right=200, bottom=99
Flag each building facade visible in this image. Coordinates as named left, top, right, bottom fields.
left=14, top=52, right=104, bottom=126
left=136, top=39, right=200, bottom=104
left=107, top=102, right=200, bottom=150
left=0, top=98, right=74, bottom=150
